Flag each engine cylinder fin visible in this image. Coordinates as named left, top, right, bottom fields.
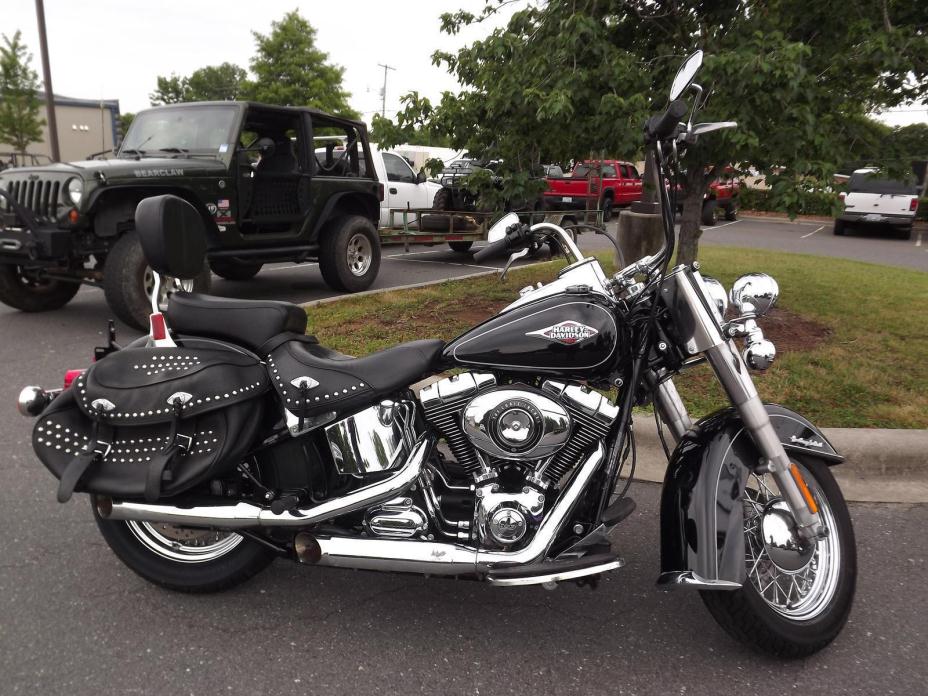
left=545, top=407, right=612, bottom=482
left=423, top=397, right=483, bottom=473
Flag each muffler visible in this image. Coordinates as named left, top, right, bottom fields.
left=98, top=435, right=435, bottom=529
left=294, top=443, right=605, bottom=576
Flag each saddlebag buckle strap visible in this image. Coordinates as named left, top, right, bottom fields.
left=56, top=420, right=114, bottom=503
left=144, top=397, right=194, bottom=502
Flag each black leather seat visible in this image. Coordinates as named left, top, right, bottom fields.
left=168, top=292, right=308, bottom=353
left=267, top=338, right=445, bottom=417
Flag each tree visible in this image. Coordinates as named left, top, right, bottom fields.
left=382, top=1, right=928, bottom=263
left=117, top=112, right=134, bottom=143
left=0, top=31, right=45, bottom=156
left=150, top=62, right=248, bottom=105
left=247, top=10, right=357, bottom=117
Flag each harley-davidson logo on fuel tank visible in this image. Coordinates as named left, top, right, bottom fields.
left=526, top=321, right=599, bottom=345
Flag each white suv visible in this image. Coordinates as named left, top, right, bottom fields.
left=835, top=168, right=921, bottom=240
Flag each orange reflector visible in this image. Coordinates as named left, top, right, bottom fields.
left=68, top=208, right=79, bottom=224
left=790, top=464, right=818, bottom=514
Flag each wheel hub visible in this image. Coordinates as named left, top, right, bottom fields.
left=346, top=233, right=372, bottom=276
left=760, top=500, right=815, bottom=572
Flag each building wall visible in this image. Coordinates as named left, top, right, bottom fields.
left=0, top=98, right=119, bottom=163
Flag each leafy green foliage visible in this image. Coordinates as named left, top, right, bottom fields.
left=246, top=11, right=356, bottom=117
left=739, top=187, right=842, bottom=217
left=150, top=62, right=248, bottom=105
left=377, top=1, right=927, bottom=262
left=0, top=31, right=45, bottom=156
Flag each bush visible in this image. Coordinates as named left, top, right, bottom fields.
left=739, top=187, right=840, bottom=216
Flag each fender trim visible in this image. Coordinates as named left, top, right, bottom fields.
left=659, top=403, right=841, bottom=586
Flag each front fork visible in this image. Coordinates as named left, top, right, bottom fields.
left=650, top=269, right=824, bottom=541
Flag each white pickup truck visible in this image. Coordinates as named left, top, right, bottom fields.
left=834, top=168, right=921, bottom=239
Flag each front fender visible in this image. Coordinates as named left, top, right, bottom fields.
left=658, top=404, right=841, bottom=588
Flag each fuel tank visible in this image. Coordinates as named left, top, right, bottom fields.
left=443, top=292, right=620, bottom=377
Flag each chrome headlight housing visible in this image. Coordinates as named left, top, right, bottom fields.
left=701, top=276, right=728, bottom=321
left=66, top=177, right=84, bottom=206
left=730, top=273, right=779, bottom=317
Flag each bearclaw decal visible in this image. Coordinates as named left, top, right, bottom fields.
left=526, top=321, right=599, bottom=345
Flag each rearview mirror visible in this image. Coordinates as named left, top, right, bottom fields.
left=670, top=50, right=703, bottom=100
left=416, top=170, right=427, bottom=184
left=487, top=212, right=519, bottom=242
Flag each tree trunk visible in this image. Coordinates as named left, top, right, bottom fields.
left=676, top=168, right=709, bottom=266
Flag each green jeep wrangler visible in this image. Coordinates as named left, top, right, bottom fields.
left=0, top=102, right=382, bottom=329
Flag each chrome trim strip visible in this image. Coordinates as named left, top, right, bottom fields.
left=657, top=570, right=742, bottom=590
left=486, top=559, right=624, bottom=587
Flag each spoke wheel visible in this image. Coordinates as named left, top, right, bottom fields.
left=126, top=521, right=244, bottom=564
left=742, top=466, right=841, bottom=621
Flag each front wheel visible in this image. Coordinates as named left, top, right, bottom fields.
left=700, top=458, right=856, bottom=657
left=0, top=263, right=80, bottom=312
left=93, top=500, right=275, bottom=593
left=701, top=200, right=718, bottom=226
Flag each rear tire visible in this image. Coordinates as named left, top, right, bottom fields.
left=896, top=225, right=913, bottom=241
left=833, top=219, right=846, bottom=236
left=318, top=215, right=381, bottom=293
left=701, top=200, right=717, bottom=226
left=103, top=231, right=210, bottom=330
left=93, top=500, right=274, bottom=593
left=700, top=458, right=856, bottom=658
left=0, top=263, right=80, bottom=312
left=601, top=197, right=614, bottom=223
left=209, top=259, right=263, bottom=281
left=724, top=202, right=738, bottom=221
left=448, top=241, right=473, bottom=253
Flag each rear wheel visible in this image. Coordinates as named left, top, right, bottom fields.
left=833, top=219, right=846, bottom=236
left=209, top=259, right=263, bottom=281
left=724, top=201, right=739, bottom=221
left=0, top=263, right=80, bottom=312
left=895, top=225, right=913, bottom=241
left=700, top=458, right=856, bottom=657
left=93, top=500, right=274, bottom=593
left=318, top=215, right=381, bottom=292
left=103, top=230, right=210, bottom=330
left=701, top=200, right=717, bottom=226
left=601, top=197, right=614, bottom=223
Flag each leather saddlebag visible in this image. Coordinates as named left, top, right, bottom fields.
left=34, top=346, right=270, bottom=503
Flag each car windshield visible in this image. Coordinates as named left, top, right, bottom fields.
left=120, top=105, right=238, bottom=156
left=848, top=172, right=917, bottom=196
left=572, top=164, right=597, bottom=177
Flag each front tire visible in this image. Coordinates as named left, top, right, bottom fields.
left=0, top=263, right=80, bottom=312
left=724, top=202, right=738, bottom=221
left=318, top=215, right=381, bottom=292
left=103, top=231, right=210, bottom=330
left=601, top=196, right=614, bottom=223
left=700, top=458, right=856, bottom=657
left=93, top=500, right=275, bottom=593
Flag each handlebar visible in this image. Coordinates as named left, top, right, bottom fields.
left=473, top=223, right=523, bottom=262
left=644, top=99, right=688, bottom=143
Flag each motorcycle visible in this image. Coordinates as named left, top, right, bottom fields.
left=17, top=51, right=854, bottom=657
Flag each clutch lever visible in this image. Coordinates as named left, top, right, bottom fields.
left=499, top=247, right=530, bottom=281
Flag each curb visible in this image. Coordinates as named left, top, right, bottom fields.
left=630, top=416, right=928, bottom=504
left=303, top=259, right=552, bottom=308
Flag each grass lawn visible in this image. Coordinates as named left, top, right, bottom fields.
left=306, top=247, right=928, bottom=429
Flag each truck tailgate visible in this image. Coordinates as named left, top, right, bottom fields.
left=845, top=192, right=915, bottom=217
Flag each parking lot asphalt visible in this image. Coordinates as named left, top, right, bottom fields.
left=0, top=216, right=925, bottom=695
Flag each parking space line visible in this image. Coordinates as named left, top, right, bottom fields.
left=710, top=220, right=741, bottom=230
left=916, top=229, right=923, bottom=248
left=801, top=225, right=825, bottom=239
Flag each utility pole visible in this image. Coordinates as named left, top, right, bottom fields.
left=377, top=63, right=395, bottom=118
left=34, top=0, right=60, bottom=162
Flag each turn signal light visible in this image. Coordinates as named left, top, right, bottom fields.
left=790, top=464, right=819, bottom=515
left=63, top=369, right=85, bottom=389
left=68, top=208, right=79, bottom=224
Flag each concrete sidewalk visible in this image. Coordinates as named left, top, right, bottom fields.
left=630, top=416, right=928, bottom=504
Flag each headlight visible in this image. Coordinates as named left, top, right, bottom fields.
left=66, top=177, right=84, bottom=206
left=730, top=273, right=779, bottom=317
left=701, top=276, right=728, bottom=321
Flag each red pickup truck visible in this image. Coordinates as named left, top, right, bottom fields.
left=543, top=160, right=643, bottom=222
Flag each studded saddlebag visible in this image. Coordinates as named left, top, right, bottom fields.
left=33, top=346, right=270, bottom=503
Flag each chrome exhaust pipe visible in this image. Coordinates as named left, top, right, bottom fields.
left=99, top=435, right=435, bottom=529
left=295, top=442, right=605, bottom=575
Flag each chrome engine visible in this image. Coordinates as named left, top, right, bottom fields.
left=419, top=373, right=619, bottom=550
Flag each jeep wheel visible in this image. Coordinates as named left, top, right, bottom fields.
left=318, top=215, right=381, bottom=293
left=724, top=202, right=738, bottom=221
left=702, top=200, right=718, bottom=226
left=209, top=259, right=263, bottom=281
left=0, top=264, right=80, bottom=312
left=104, top=231, right=210, bottom=330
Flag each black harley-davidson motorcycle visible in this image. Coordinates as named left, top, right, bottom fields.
left=18, top=52, right=854, bottom=657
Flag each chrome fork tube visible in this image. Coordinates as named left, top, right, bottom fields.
left=652, top=376, right=692, bottom=444
left=705, top=341, right=823, bottom=539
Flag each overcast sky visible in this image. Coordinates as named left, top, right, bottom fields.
left=4, top=0, right=925, bottom=127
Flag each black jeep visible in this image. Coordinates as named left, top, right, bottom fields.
left=0, top=102, right=382, bottom=329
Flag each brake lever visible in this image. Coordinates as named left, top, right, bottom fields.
left=499, top=247, right=530, bottom=282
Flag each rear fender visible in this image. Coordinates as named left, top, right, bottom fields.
left=658, top=404, right=841, bottom=588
